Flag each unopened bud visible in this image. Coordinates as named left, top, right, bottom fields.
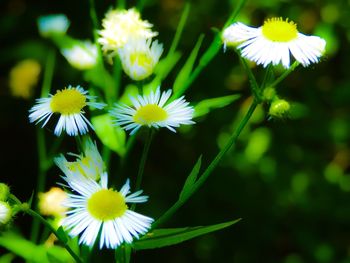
left=0, top=201, right=12, bottom=226
left=0, top=184, right=10, bottom=201
left=269, top=99, right=290, bottom=118
left=263, top=87, right=277, bottom=102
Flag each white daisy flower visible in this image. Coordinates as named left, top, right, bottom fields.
left=222, top=17, right=326, bottom=68
left=110, top=88, right=194, bottom=135
left=0, top=201, right=12, bottom=225
left=61, top=173, right=153, bottom=249
left=37, top=14, right=70, bottom=37
left=98, top=8, right=157, bottom=59
left=118, top=38, right=163, bottom=81
left=54, top=139, right=104, bottom=181
left=61, top=41, right=98, bottom=70
left=29, top=86, right=105, bottom=136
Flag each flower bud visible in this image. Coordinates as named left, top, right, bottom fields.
left=269, top=99, right=290, bottom=118
left=37, top=14, right=70, bottom=37
left=0, top=201, right=12, bottom=226
left=0, top=184, right=10, bottom=201
left=262, top=87, right=277, bottom=102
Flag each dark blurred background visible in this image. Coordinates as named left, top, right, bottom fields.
left=1, top=0, right=350, bottom=262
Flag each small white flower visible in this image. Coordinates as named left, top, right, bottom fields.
left=62, top=41, right=98, bottom=70
left=110, top=88, right=194, bottom=135
left=61, top=172, right=153, bottom=249
left=54, top=139, right=104, bottom=181
left=98, top=8, right=157, bottom=59
left=29, top=86, right=105, bottom=136
left=37, top=14, right=70, bottom=37
left=118, top=38, right=163, bottom=81
left=0, top=201, right=12, bottom=225
left=222, top=18, right=326, bottom=68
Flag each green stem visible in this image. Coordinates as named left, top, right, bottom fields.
left=167, top=3, right=190, bottom=57
left=153, top=99, right=258, bottom=228
left=26, top=208, right=83, bottom=263
left=89, top=0, right=99, bottom=43
left=8, top=194, right=82, bottom=262
left=31, top=49, right=56, bottom=243
left=117, top=0, right=126, bottom=9
left=134, top=129, right=154, bottom=192
left=239, top=56, right=261, bottom=101
left=268, top=61, right=299, bottom=89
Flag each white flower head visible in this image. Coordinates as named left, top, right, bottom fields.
left=118, top=38, right=163, bottom=81
left=110, top=88, right=195, bottom=135
left=37, top=14, right=70, bottom=37
left=0, top=201, right=12, bottom=225
left=62, top=41, right=98, bottom=70
left=54, top=139, right=104, bottom=181
left=29, top=85, right=105, bottom=136
left=223, top=18, right=326, bottom=68
left=98, top=8, right=158, bottom=59
left=61, top=173, right=153, bottom=249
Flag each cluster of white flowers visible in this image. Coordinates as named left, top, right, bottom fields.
left=98, top=8, right=163, bottom=81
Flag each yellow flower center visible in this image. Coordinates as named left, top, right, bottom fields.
left=130, top=52, right=153, bottom=68
left=50, top=88, right=87, bottom=114
left=133, top=104, right=168, bottom=125
left=87, top=189, right=127, bottom=221
left=261, top=17, right=298, bottom=42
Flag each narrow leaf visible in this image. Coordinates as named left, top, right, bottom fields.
left=133, top=219, right=241, bottom=250
left=91, top=114, right=126, bottom=157
left=56, top=226, right=68, bottom=244
left=173, top=34, right=205, bottom=93
left=194, top=94, right=241, bottom=118
left=179, top=156, right=202, bottom=200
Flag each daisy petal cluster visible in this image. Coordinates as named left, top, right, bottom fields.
left=54, top=139, right=104, bottom=181
left=61, top=172, right=153, bottom=249
left=61, top=41, right=98, bottom=70
left=98, top=8, right=157, bottom=58
left=118, top=38, right=163, bottom=81
left=110, top=88, right=194, bottom=135
left=29, top=85, right=105, bottom=136
left=222, top=17, right=326, bottom=68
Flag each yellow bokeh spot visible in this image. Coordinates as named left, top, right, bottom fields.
left=38, top=187, right=67, bottom=217
left=133, top=104, right=168, bottom=125
left=50, top=88, right=86, bottom=114
left=9, top=59, right=41, bottom=99
left=262, top=17, right=298, bottom=42
left=87, top=189, right=127, bottom=221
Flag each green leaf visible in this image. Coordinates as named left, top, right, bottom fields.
left=0, top=253, right=15, bottom=263
left=119, top=84, right=139, bottom=105
left=83, top=63, right=115, bottom=91
left=115, top=244, right=131, bottom=263
left=167, top=3, right=191, bottom=56
left=194, top=94, right=241, bottom=118
left=56, top=226, right=68, bottom=244
left=0, top=232, right=72, bottom=263
left=178, top=156, right=202, bottom=200
left=91, top=114, right=126, bottom=157
left=133, top=219, right=241, bottom=250
left=173, top=34, right=205, bottom=93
